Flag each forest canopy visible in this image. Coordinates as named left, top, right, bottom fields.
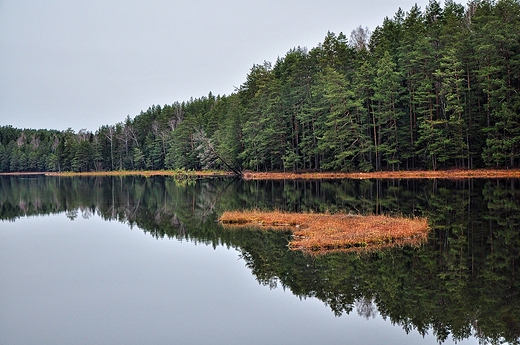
left=1, top=0, right=519, bottom=173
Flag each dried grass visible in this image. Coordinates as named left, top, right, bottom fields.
left=220, top=210, right=430, bottom=254
left=0, top=170, right=234, bottom=178
left=4, top=169, right=519, bottom=180
left=242, top=169, right=520, bottom=180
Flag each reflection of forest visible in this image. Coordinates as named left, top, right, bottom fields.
left=1, top=176, right=519, bottom=344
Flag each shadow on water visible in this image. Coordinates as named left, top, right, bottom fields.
left=1, top=175, right=519, bottom=344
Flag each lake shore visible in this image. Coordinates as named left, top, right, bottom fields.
left=242, top=169, right=520, bottom=180
left=1, top=168, right=520, bottom=179
left=0, top=170, right=234, bottom=178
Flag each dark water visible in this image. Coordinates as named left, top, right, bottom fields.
left=1, top=176, right=519, bottom=345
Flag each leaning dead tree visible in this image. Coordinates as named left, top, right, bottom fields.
left=193, top=128, right=242, bottom=176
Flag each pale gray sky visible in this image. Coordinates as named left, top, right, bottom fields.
left=0, top=0, right=435, bottom=132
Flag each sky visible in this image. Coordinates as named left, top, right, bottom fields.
left=0, top=0, right=436, bottom=132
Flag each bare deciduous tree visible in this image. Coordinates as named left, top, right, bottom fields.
left=16, top=132, right=26, bottom=147
left=169, top=103, right=184, bottom=131
left=355, top=296, right=378, bottom=319
left=30, top=134, right=40, bottom=149
left=77, top=129, right=89, bottom=142
left=464, top=1, right=478, bottom=29
left=104, top=125, right=115, bottom=170
left=349, top=25, right=372, bottom=51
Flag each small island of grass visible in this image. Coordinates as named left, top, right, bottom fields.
left=219, top=210, right=429, bottom=254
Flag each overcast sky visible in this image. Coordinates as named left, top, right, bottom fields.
left=0, top=0, right=436, bottom=132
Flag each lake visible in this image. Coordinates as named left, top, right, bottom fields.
left=1, top=175, right=519, bottom=344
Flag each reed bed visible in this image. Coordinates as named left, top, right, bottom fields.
left=4, top=168, right=519, bottom=180
left=39, top=170, right=233, bottom=178
left=219, top=210, right=429, bottom=253
left=242, top=169, right=520, bottom=180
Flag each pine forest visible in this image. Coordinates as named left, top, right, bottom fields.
left=1, top=0, right=519, bottom=174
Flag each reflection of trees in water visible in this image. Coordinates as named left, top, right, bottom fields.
left=355, top=297, right=377, bottom=320
left=230, top=179, right=520, bottom=344
left=227, top=178, right=429, bottom=217
left=0, top=176, right=223, bottom=240
left=1, top=176, right=519, bottom=344
left=0, top=176, right=438, bottom=222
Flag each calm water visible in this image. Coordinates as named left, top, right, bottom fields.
left=1, top=176, right=519, bottom=345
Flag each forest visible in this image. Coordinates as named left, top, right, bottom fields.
left=0, top=0, right=519, bottom=174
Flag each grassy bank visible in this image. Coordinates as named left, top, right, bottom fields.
left=242, top=169, right=520, bottom=180
left=0, top=170, right=234, bottom=178
left=2, top=168, right=520, bottom=179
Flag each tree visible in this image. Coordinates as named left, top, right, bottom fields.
left=349, top=26, right=371, bottom=51
left=72, top=139, right=93, bottom=172
left=474, top=0, right=520, bottom=167
left=372, top=50, right=404, bottom=170
left=314, top=67, right=368, bottom=171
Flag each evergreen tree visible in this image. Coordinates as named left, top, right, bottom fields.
left=372, top=50, right=404, bottom=170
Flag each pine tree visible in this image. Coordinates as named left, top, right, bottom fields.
left=372, top=50, right=404, bottom=170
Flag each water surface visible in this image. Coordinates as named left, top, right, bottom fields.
left=1, top=176, right=519, bottom=344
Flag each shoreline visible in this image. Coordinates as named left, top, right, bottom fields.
left=0, top=170, right=234, bottom=178
left=242, top=169, right=520, bottom=180
left=1, top=168, right=520, bottom=179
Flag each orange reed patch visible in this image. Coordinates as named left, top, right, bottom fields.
left=219, top=210, right=429, bottom=254
left=241, top=169, right=520, bottom=180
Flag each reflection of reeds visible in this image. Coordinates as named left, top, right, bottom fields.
left=220, top=210, right=429, bottom=254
